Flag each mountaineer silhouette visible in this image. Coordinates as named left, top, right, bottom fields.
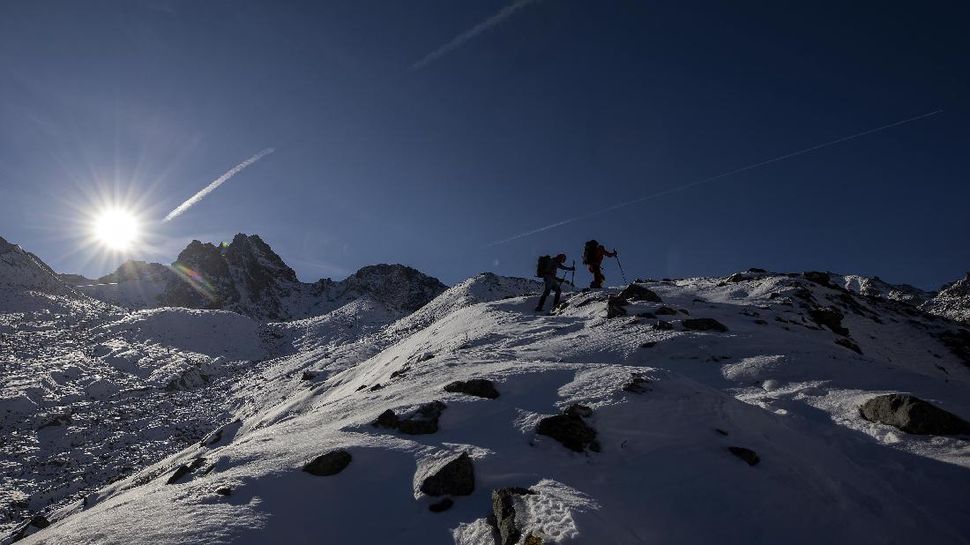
left=582, top=239, right=617, bottom=289
left=534, top=253, right=574, bottom=312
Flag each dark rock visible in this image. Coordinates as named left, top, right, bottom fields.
left=303, top=449, right=352, bottom=476
left=753, top=319, right=768, bottom=325
left=726, top=273, right=751, bottom=283
left=374, top=409, right=399, bottom=429
left=859, top=394, right=970, bottom=435
left=369, top=383, right=384, bottom=391
left=420, top=452, right=475, bottom=496
left=215, top=486, right=232, bottom=496
left=683, top=318, right=729, bottom=332
left=536, top=405, right=599, bottom=453
left=606, top=299, right=628, bottom=319
left=10, top=515, right=51, bottom=542
left=376, top=401, right=448, bottom=435
left=714, top=428, right=729, bottom=436
left=654, top=306, right=677, bottom=315
left=808, top=307, right=849, bottom=336
left=166, top=464, right=193, bottom=485
left=641, top=341, right=657, bottom=348
left=492, top=487, right=537, bottom=545
left=679, top=308, right=690, bottom=315
left=428, top=497, right=454, bottom=512
left=748, top=268, right=767, bottom=273
left=565, top=403, right=593, bottom=418
left=623, top=375, right=650, bottom=394
left=727, top=446, right=760, bottom=466
left=803, top=271, right=834, bottom=288
left=444, top=379, right=500, bottom=399
left=653, top=320, right=673, bottom=331
left=617, top=283, right=663, bottom=303
left=636, top=312, right=657, bottom=319
left=300, top=370, right=315, bottom=381
left=835, top=337, right=862, bottom=354
left=524, top=533, right=544, bottom=545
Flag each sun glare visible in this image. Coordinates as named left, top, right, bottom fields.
left=93, top=209, right=140, bottom=251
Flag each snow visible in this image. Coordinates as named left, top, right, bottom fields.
left=5, top=264, right=970, bottom=544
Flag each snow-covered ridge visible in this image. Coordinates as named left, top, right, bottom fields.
left=12, top=267, right=970, bottom=544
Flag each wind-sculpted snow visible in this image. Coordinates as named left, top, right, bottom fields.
left=14, top=269, right=970, bottom=545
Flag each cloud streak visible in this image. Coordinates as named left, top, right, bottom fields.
left=489, top=110, right=943, bottom=246
left=163, top=147, right=275, bottom=222
left=412, top=0, right=542, bottom=70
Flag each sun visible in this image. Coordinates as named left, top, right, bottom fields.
left=93, top=208, right=140, bottom=251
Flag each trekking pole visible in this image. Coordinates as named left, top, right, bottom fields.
left=615, top=255, right=628, bottom=284
left=570, top=260, right=576, bottom=288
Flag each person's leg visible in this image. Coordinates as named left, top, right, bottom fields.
left=594, top=267, right=605, bottom=288
left=552, top=282, right=562, bottom=307
left=588, top=265, right=597, bottom=288
left=536, top=277, right=553, bottom=310
left=590, top=264, right=603, bottom=288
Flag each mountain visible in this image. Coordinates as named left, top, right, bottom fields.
left=831, top=271, right=970, bottom=325
left=72, top=234, right=447, bottom=321
left=834, top=273, right=936, bottom=306
left=923, top=273, right=970, bottom=324
left=10, top=268, right=970, bottom=544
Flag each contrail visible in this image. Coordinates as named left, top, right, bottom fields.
left=163, top=147, right=275, bottom=222
left=489, top=110, right=943, bottom=246
left=412, top=0, right=542, bottom=70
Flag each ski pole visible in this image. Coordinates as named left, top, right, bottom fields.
left=570, top=260, right=575, bottom=287
left=615, top=254, right=628, bottom=284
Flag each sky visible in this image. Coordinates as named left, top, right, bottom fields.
left=0, top=0, right=967, bottom=289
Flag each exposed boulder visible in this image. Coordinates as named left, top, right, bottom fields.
left=683, top=318, right=728, bottom=332
left=727, top=446, right=760, bottom=466
left=444, top=379, right=499, bottom=399
left=165, top=458, right=206, bottom=485
left=617, top=283, right=662, bottom=303
left=491, top=487, right=537, bottom=545
left=606, top=299, right=628, bottom=319
left=303, top=449, right=352, bottom=476
left=623, top=374, right=651, bottom=394
left=654, top=306, right=677, bottom=315
left=859, top=394, right=970, bottom=435
left=536, top=404, right=600, bottom=453
left=420, top=452, right=475, bottom=497
left=373, top=401, right=447, bottom=435
left=10, top=515, right=51, bottom=542
left=653, top=320, right=673, bottom=331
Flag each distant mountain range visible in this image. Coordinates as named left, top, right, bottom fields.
left=52, top=234, right=447, bottom=321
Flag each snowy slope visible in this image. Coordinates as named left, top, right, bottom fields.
left=17, top=270, right=970, bottom=545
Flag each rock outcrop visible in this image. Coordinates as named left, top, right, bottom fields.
left=859, top=394, right=970, bottom=435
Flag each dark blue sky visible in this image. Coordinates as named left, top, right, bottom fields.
left=1, top=0, right=967, bottom=289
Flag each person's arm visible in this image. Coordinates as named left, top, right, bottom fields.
left=606, top=249, right=617, bottom=258
left=558, top=263, right=575, bottom=272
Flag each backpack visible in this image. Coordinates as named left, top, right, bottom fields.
left=582, top=240, right=599, bottom=265
left=536, top=255, right=553, bottom=277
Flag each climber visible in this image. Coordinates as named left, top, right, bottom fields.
left=534, top=253, right=574, bottom=312
left=582, top=239, right=617, bottom=289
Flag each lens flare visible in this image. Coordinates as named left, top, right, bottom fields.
left=93, top=209, right=140, bottom=251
